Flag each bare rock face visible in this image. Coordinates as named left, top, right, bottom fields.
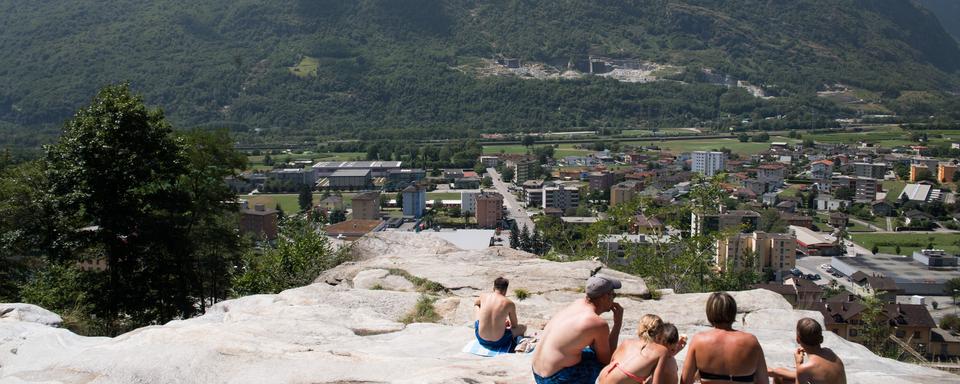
left=0, top=304, right=63, bottom=327
left=0, top=232, right=955, bottom=383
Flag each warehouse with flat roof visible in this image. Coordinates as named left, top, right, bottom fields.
left=312, top=161, right=403, bottom=177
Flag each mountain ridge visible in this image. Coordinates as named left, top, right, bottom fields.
left=1, top=0, right=959, bottom=145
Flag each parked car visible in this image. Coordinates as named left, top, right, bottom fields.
left=811, top=274, right=822, bottom=281
left=791, top=268, right=802, bottom=277
left=819, top=263, right=831, bottom=270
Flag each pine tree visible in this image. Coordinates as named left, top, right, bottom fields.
left=530, top=230, right=544, bottom=255
left=520, top=225, right=532, bottom=252
left=298, top=185, right=313, bottom=213
left=509, top=226, right=520, bottom=249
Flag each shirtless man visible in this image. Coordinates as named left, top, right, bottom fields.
left=474, top=277, right=525, bottom=351
left=769, top=318, right=846, bottom=384
left=532, top=275, right=624, bottom=384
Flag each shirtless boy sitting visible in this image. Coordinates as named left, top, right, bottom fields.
left=474, top=277, right=525, bottom=351
left=532, top=275, right=624, bottom=384
left=768, top=317, right=846, bottom=384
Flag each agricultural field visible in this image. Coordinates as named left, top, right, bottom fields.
left=850, top=233, right=960, bottom=255
left=629, top=136, right=797, bottom=155
left=482, top=143, right=591, bottom=158
left=806, top=125, right=954, bottom=148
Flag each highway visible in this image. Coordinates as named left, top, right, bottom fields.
left=487, top=167, right=535, bottom=233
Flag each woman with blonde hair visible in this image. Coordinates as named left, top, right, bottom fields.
left=597, top=314, right=685, bottom=384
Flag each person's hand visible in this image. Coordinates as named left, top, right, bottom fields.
left=794, top=347, right=805, bottom=366
left=672, top=334, right=688, bottom=356
left=610, top=302, right=624, bottom=326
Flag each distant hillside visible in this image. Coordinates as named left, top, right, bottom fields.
left=1, top=0, right=959, bottom=147
left=918, top=0, right=960, bottom=43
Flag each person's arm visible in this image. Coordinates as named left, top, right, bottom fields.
left=793, top=348, right=812, bottom=384
left=593, top=322, right=614, bottom=364
left=508, top=302, right=519, bottom=329
left=608, top=302, right=623, bottom=353
left=767, top=367, right=796, bottom=382
left=754, top=341, right=770, bottom=384
left=680, top=338, right=698, bottom=384
left=651, top=352, right=671, bottom=384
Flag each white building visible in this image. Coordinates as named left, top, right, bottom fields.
left=542, top=185, right=579, bottom=210
left=460, top=191, right=479, bottom=214
left=692, top=151, right=726, bottom=177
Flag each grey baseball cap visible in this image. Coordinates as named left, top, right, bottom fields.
left=586, top=275, right=622, bottom=298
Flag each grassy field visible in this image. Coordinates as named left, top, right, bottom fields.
left=241, top=193, right=362, bottom=213
left=850, top=233, right=960, bottom=255
left=883, top=180, right=906, bottom=203
left=288, top=56, right=319, bottom=78
left=426, top=192, right=462, bottom=200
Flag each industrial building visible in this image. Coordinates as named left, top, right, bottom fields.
left=312, top=161, right=402, bottom=178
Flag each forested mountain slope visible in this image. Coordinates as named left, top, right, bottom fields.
left=918, top=0, right=960, bottom=43
left=1, top=0, right=959, bottom=146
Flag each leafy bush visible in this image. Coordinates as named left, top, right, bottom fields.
left=232, top=217, right=351, bottom=296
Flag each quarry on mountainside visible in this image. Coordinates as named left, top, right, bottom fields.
left=1, top=232, right=957, bottom=383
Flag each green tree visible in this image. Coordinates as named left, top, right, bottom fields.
left=509, top=225, right=520, bottom=249
left=43, top=84, right=192, bottom=329
left=36, top=85, right=249, bottom=332
left=481, top=176, right=493, bottom=188
left=946, top=277, right=960, bottom=306
left=521, top=135, right=536, bottom=147
left=737, top=133, right=750, bottom=142
left=519, top=225, right=532, bottom=252
left=501, top=167, right=515, bottom=183
left=834, top=186, right=854, bottom=201
left=328, top=209, right=347, bottom=224
left=298, top=185, right=313, bottom=212
left=176, top=129, right=248, bottom=307
left=859, top=295, right=894, bottom=356
left=895, top=245, right=902, bottom=255
left=872, top=244, right=879, bottom=254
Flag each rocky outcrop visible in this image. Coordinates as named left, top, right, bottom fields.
left=0, top=232, right=955, bottom=383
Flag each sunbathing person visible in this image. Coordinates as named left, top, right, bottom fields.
left=474, top=277, right=525, bottom=351
left=532, top=275, right=624, bottom=383
left=597, top=314, right=686, bottom=384
left=681, top=292, right=769, bottom=384
left=768, top=318, right=846, bottom=384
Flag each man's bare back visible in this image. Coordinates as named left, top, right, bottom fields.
left=475, top=291, right=520, bottom=341
left=532, top=298, right=621, bottom=377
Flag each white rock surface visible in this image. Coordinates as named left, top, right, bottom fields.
left=0, top=303, right=63, bottom=327
left=0, top=232, right=955, bottom=383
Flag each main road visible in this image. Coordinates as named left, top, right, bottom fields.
left=487, top=167, right=535, bottom=233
